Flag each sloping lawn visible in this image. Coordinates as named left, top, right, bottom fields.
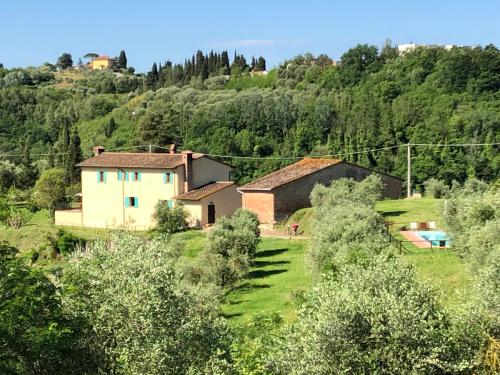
left=376, top=198, right=472, bottom=305
left=222, top=238, right=309, bottom=324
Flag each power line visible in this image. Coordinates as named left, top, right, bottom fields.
left=0, top=142, right=497, bottom=160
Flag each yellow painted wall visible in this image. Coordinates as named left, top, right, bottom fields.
left=180, top=184, right=241, bottom=227
left=81, top=167, right=179, bottom=229
left=91, top=59, right=112, bottom=70
left=192, top=157, right=232, bottom=187
left=54, top=209, right=82, bottom=226
left=75, top=157, right=234, bottom=230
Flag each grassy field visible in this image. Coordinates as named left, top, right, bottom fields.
left=375, top=199, right=471, bottom=305
left=222, top=238, right=309, bottom=324
left=173, top=232, right=310, bottom=324
left=2, top=198, right=470, bottom=320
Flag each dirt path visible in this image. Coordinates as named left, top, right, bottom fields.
left=259, top=226, right=309, bottom=240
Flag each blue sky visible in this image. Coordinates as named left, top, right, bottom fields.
left=1, top=0, right=499, bottom=72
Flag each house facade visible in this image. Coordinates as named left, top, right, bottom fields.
left=91, top=56, right=113, bottom=70
left=238, top=158, right=402, bottom=225
left=55, top=146, right=240, bottom=230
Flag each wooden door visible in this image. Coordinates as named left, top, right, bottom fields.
left=207, top=204, right=216, bottom=224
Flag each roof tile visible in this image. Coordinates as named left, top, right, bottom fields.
left=239, top=158, right=342, bottom=190
left=174, top=181, right=235, bottom=200
left=76, top=152, right=204, bottom=169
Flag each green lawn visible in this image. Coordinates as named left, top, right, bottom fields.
left=375, top=198, right=444, bottom=229
left=376, top=198, right=471, bottom=305
left=222, top=238, right=309, bottom=324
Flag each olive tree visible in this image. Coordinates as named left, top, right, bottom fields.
left=33, top=168, right=66, bottom=217
left=62, top=233, right=232, bottom=375
left=271, top=257, right=488, bottom=374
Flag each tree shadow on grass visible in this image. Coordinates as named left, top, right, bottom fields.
left=221, top=312, right=243, bottom=319
left=253, top=260, right=290, bottom=267
left=236, top=282, right=272, bottom=292
left=380, top=210, right=407, bottom=217
left=248, top=269, right=287, bottom=279
left=256, top=248, right=288, bottom=258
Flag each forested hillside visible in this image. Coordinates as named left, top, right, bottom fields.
left=0, top=43, right=498, bottom=191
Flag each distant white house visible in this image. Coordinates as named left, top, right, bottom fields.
left=397, top=43, right=456, bottom=54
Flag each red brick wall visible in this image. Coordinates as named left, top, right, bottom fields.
left=242, top=192, right=275, bottom=224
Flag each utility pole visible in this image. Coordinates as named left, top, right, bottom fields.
left=407, top=143, right=412, bottom=199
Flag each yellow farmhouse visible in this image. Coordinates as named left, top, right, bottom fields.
left=55, top=145, right=241, bottom=229
left=91, top=56, right=114, bottom=70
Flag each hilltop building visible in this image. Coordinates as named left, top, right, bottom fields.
left=55, top=145, right=240, bottom=229
left=91, top=56, right=114, bottom=70
left=238, top=158, right=402, bottom=224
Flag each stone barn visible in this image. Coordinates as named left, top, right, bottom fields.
left=238, top=158, right=402, bottom=224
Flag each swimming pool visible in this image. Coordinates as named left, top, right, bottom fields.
left=415, top=231, right=451, bottom=247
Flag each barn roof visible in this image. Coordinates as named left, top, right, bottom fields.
left=239, top=158, right=343, bottom=191
left=174, top=181, right=235, bottom=201
left=76, top=152, right=204, bottom=169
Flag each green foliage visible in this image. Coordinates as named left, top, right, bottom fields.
left=195, top=210, right=261, bottom=288
left=33, top=168, right=66, bottom=215
left=56, top=52, right=73, bottom=70
left=272, top=257, right=488, bottom=374
left=424, top=178, right=451, bottom=198
left=153, top=201, right=188, bottom=234
left=62, top=232, right=232, bottom=375
left=0, top=242, right=96, bottom=374
left=308, top=176, right=389, bottom=273
left=47, top=229, right=86, bottom=256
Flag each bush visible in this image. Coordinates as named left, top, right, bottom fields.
left=47, top=229, right=86, bottom=256
left=424, top=178, right=450, bottom=198
left=153, top=201, right=188, bottom=234
left=62, top=233, right=231, bottom=374
left=272, top=257, right=488, bottom=374
left=195, top=210, right=261, bottom=288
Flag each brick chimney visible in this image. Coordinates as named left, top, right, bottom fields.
left=93, top=146, right=105, bottom=156
left=181, top=150, right=193, bottom=192
left=169, top=143, right=177, bottom=154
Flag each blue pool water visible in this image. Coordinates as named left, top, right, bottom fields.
left=416, top=231, right=451, bottom=247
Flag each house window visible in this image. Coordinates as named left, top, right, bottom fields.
left=133, top=172, right=140, bottom=181
left=97, top=171, right=106, bottom=183
left=159, top=200, right=173, bottom=208
left=163, top=172, right=173, bottom=184
left=125, top=196, right=139, bottom=208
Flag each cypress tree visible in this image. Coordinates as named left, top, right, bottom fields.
left=201, top=59, right=209, bottom=81
left=221, top=51, right=230, bottom=75
left=118, top=50, right=127, bottom=69
left=257, top=56, right=266, bottom=71
left=66, top=128, right=83, bottom=184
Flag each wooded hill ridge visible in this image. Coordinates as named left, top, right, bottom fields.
left=0, top=43, right=498, bottom=192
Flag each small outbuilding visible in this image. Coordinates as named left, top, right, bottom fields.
left=174, top=181, right=241, bottom=227
left=238, top=158, right=402, bottom=224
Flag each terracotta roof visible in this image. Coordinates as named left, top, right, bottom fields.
left=239, top=157, right=343, bottom=191
left=76, top=152, right=204, bottom=169
left=93, top=56, right=112, bottom=61
left=174, top=181, right=235, bottom=201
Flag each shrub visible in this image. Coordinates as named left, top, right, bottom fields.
left=424, top=178, right=450, bottom=198
left=196, top=210, right=261, bottom=288
left=271, top=257, right=488, bottom=374
left=62, top=233, right=231, bottom=374
left=47, top=229, right=86, bottom=256
left=153, top=201, right=188, bottom=234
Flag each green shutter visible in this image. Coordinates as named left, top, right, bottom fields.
left=96, top=171, right=100, bottom=183
left=169, top=173, right=173, bottom=184
left=124, top=197, right=129, bottom=207
left=118, top=171, right=122, bottom=181
left=135, top=197, right=139, bottom=208
left=163, top=173, right=167, bottom=184
left=137, top=172, right=142, bottom=182
left=103, top=171, right=107, bottom=183
left=125, top=172, right=129, bottom=181
left=167, top=200, right=173, bottom=208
